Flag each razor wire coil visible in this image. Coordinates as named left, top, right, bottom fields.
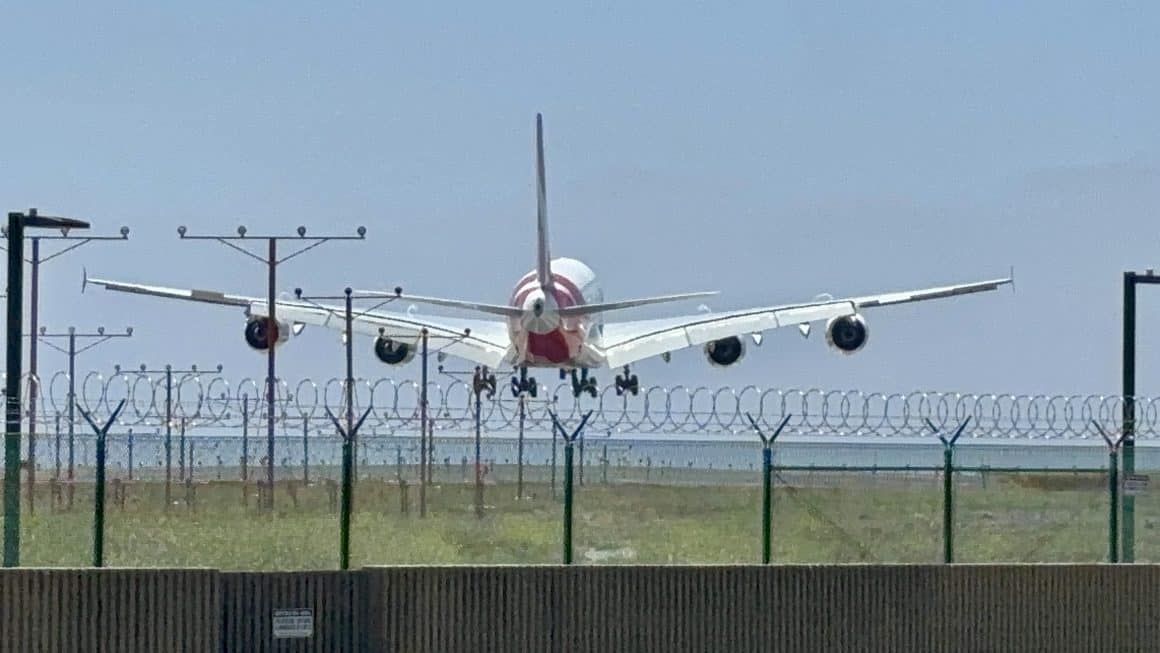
left=9, top=369, right=1160, bottom=439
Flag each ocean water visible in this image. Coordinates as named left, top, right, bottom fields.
left=23, top=427, right=1157, bottom=480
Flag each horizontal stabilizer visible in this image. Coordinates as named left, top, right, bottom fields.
left=558, top=291, right=719, bottom=317
left=353, top=290, right=524, bottom=318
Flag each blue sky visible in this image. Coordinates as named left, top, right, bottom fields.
left=1, top=2, right=1158, bottom=399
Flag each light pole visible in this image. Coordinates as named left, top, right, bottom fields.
left=296, top=288, right=374, bottom=569
left=37, top=326, right=134, bottom=509
left=472, top=366, right=497, bottom=519
left=0, top=223, right=129, bottom=515
left=177, top=224, right=366, bottom=511
left=346, top=288, right=477, bottom=512
left=1121, top=269, right=1160, bottom=563
left=509, top=366, right=538, bottom=500
left=413, top=328, right=472, bottom=516
left=5, top=208, right=90, bottom=567
left=113, top=363, right=222, bottom=511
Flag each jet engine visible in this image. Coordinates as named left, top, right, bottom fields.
left=825, top=314, right=869, bottom=354
left=374, top=336, right=417, bottom=366
left=704, top=336, right=746, bottom=367
left=244, top=316, right=291, bottom=350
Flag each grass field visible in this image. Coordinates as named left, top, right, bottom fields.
left=11, top=468, right=1154, bottom=569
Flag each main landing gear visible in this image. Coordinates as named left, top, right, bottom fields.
left=510, top=367, right=538, bottom=398
left=563, top=368, right=598, bottom=398
left=614, top=366, right=639, bottom=396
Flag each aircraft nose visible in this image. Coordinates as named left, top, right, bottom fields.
left=532, top=299, right=544, bottom=316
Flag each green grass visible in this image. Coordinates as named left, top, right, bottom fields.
left=10, top=469, right=1148, bottom=569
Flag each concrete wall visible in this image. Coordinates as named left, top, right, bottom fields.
left=1, top=565, right=1157, bottom=652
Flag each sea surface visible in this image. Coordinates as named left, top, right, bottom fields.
left=23, top=428, right=1160, bottom=479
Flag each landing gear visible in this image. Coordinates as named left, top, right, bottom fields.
left=569, top=368, right=598, bottom=398
left=614, top=366, right=639, bottom=396
left=510, top=367, right=538, bottom=398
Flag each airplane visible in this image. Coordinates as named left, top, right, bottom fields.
left=86, top=114, right=1012, bottom=399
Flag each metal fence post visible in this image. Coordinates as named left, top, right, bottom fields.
left=340, top=419, right=352, bottom=567
left=79, top=399, right=125, bottom=568
left=319, top=288, right=373, bottom=570
left=943, top=445, right=953, bottom=563
left=324, top=404, right=371, bottom=570
left=927, top=418, right=970, bottom=564
left=550, top=409, right=592, bottom=565
left=1110, top=447, right=1120, bottom=562
left=302, top=416, right=309, bottom=484
left=1093, top=421, right=1127, bottom=563
left=419, top=330, right=428, bottom=518
left=578, top=431, right=585, bottom=486
left=517, top=367, right=527, bottom=499
left=241, top=395, right=249, bottom=482
left=178, top=418, right=186, bottom=482
left=747, top=413, right=791, bottom=564
left=164, top=367, right=172, bottom=510
left=563, top=441, right=574, bottom=562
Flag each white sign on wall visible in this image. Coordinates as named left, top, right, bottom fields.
left=273, top=608, right=313, bottom=639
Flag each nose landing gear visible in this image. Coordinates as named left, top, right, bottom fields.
left=614, top=366, right=639, bottom=396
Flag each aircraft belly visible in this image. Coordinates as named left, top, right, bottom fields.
left=510, top=323, right=601, bottom=368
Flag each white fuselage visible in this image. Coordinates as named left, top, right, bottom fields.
left=507, top=257, right=604, bottom=368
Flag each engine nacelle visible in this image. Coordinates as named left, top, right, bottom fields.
left=825, top=314, right=869, bottom=354
left=244, top=316, right=291, bottom=350
left=374, top=336, right=417, bottom=366
left=704, top=335, right=746, bottom=367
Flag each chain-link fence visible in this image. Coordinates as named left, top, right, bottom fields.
left=7, top=416, right=1154, bottom=569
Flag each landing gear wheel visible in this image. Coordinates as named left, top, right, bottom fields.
left=569, top=369, right=600, bottom=398
left=586, top=376, right=598, bottom=398
left=511, top=374, right=538, bottom=398
left=615, top=367, right=640, bottom=396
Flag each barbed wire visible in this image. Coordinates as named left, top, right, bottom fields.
left=7, top=370, right=1156, bottom=439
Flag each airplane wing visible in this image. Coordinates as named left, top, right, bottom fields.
left=598, top=276, right=1011, bottom=369
left=85, top=277, right=512, bottom=369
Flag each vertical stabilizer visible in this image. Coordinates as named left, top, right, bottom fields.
left=535, top=113, right=551, bottom=289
